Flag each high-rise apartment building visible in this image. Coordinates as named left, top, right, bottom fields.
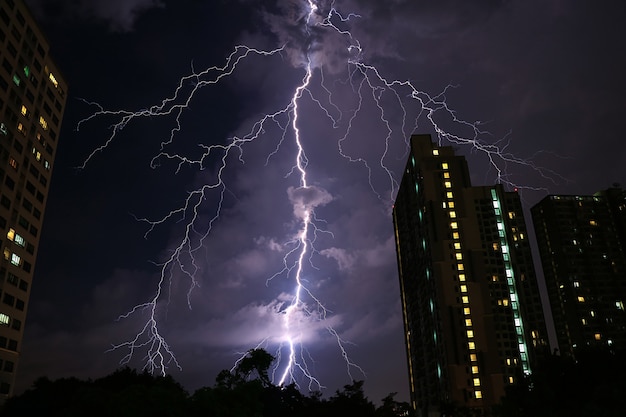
left=393, top=135, right=548, bottom=416
left=531, top=188, right=626, bottom=358
left=0, top=0, right=66, bottom=399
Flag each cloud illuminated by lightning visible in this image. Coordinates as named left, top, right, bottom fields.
left=76, top=0, right=560, bottom=389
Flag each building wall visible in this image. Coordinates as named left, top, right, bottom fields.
left=393, top=135, right=547, bottom=416
left=0, top=0, right=66, bottom=399
left=532, top=192, right=626, bottom=357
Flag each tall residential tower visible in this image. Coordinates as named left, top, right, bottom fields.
left=0, top=0, right=66, bottom=399
left=393, top=135, right=547, bottom=416
left=531, top=188, right=626, bottom=357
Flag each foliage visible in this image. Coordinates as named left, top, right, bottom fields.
left=1, top=349, right=412, bottom=417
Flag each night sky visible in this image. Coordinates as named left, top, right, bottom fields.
left=13, top=0, right=626, bottom=403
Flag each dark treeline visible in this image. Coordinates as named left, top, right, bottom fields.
left=1, top=349, right=413, bottom=417
left=3, top=347, right=625, bottom=416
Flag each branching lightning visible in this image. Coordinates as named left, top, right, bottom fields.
left=77, top=0, right=560, bottom=389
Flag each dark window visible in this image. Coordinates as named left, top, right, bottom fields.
left=2, top=59, right=11, bottom=73
left=3, top=175, right=14, bottom=190
left=36, top=44, right=45, bottom=57
left=6, top=42, right=16, bottom=58
left=25, top=180, right=35, bottom=195
left=3, top=360, right=13, bottom=372
left=15, top=11, right=25, bottom=26
left=0, top=195, right=10, bottom=209
left=29, top=225, right=37, bottom=237
left=10, top=319, right=19, bottom=331
left=18, top=279, right=27, bottom=292
left=29, top=164, right=39, bottom=178
left=22, top=262, right=30, bottom=273
left=14, top=299, right=23, bottom=310
left=32, top=207, right=40, bottom=219
left=0, top=215, right=5, bottom=228
left=0, top=8, right=9, bottom=26
left=36, top=191, right=43, bottom=203
left=21, top=198, right=32, bottom=211
left=13, top=139, right=23, bottom=154
left=7, top=339, right=17, bottom=351
left=0, top=383, right=9, bottom=394
left=2, top=293, right=14, bottom=306
left=26, top=243, right=33, bottom=254
left=6, top=273, right=17, bottom=286
left=18, top=216, right=28, bottom=229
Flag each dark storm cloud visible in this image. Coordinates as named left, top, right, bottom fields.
left=25, top=0, right=163, bottom=31
left=15, top=0, right=626, bottom=406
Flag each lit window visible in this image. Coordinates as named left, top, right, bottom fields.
left=17, top=122, right=26, bottom=135
left=448, top=201, right=455, bottom=208
left=20, top=105, right=28, bottom=116
left=465, top=318, right=473, bottom=326
left=451, top=222, right=458, bottom=229
left=23, top=65, right=30, bottom=77
left=443, top=172, right=450, bottom=179
left=9, top=157, right=17, bottom=170
left=470, top=353, right=477, bottom=361
left=458, top=274, right=466, bottom=281
left=508, top=212, right=515, bottom=219
left=444, top=181, right=452, bottom=188
left=475, top=390, right=482, bottom=399
left=462, top=296, right=469, bottom=304
left=457, top=263, right=464, bottom=271
left=49, top=72, right=59, bottom=88
left=0, top=123, right=7, bottom=135
left=509, top=376, right=514, bottom=384
left=460, top=285, right=467, bottom=293
left=3, top=248, right=9, bottom=260
left=432, top=149, right=439, bottom=156
left=464, top=307, right=471, bottom=315
left=471, top=365, right=479, bottom=374
left=449, top=211, right=457, bottom=218
left=506, top=358, right=512, bottom=366
left=442, top=202, right=447, bottom=208
left=12, top=74, right=20, bottom=86
left=491, top=275, right=498, bottom=282
left=577, top=296, right=585, bottom=303
left=590, top=220, right=597, bottom=226
left=446, top=191, right=454, bottom=199
left=455, top=253, right=463, bottom=260
left=594, top=333, right=601, bottom=341
left=473, top=377, right=481, bottom=387
left=10, top=253, right=21, bottom=266
left=44, top=160, right=51, bottom=170
left=468, top=341, right=475, bottom=350
left=519, top=233, right=525, bottom=240
left=467, top=330, right=474, bottom=338
left=582, top=318, right=587, bottom=325
left=492, top=242, right=499, bottom=251
left=442, top=162, right=449, bottom=169
left=591, top=310, right=595, bottom=317
left=616, top=301, right=624, bottom=310
left=454, top=242, right=461, bottom=250
left=452, top=232, right=460, bottom=239
left=14, top=234, right=24, bottom=247
left=0, top=313, right=9, bottom=325
left=39, top=116, right=48, bottom=130
left=574, top=281, right=580, bottom=288
left=7, top=228, right=15, bottom=241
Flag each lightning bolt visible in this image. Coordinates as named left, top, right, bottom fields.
left=76, top=0, right=561, bottom=389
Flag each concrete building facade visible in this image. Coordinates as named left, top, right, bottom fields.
left=0, top=0, right=66, bottom=399
left=393, top=134, right=548, bottom=415
left=531, top=188, right=626, bottom=357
